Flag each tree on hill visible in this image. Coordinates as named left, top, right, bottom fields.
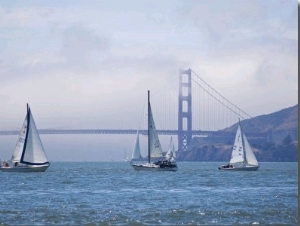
left=282, top=134, right=293, bottom=145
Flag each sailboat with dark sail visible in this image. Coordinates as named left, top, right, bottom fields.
left=1, top=104, right=50, bottom=172
left=130, top=91, right=178, bottom=171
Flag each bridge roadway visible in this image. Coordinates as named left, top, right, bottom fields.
left=0, top=129, right=266, bottom=139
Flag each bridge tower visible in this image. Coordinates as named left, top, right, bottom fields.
left=178, top=68, right=192, bottom=151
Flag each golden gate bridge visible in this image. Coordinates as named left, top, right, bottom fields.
left=0, top=68, right=267, bottom=151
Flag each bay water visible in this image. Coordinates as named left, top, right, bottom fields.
left=0, top=162, right=298, bottom=225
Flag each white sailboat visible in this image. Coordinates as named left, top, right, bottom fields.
left=170, top=137, right=177, bottom=163
left=1, top=104, right=50, bottom=172
left=165, top=138, right=173, bottom=161
left=123, top=149, right=130, bottom=162
left=131, top=90, right=178, bottom=171
left=165, top=136, right=177, bottom=163
left=130, top=131, right=142, bottom=162
left=219, top=119, right=259, bottom=171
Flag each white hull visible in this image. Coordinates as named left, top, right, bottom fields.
left=1, top=164, right=49, bottom=172
left=131, top=163, right=178, bottom=172
left=219, top=165, right=259, bottom=171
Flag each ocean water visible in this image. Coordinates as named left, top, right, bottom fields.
left=0, top=162, right=297, bottom=225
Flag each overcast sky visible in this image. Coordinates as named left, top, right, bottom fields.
left=0, top=0, right=298, bottom=131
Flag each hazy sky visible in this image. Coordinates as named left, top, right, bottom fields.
left=0, top=0, right=298, bottom=161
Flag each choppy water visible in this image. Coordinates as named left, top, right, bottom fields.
left=0, top=162, right=298, bottom=225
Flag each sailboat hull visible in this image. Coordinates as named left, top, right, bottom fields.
left=218, top=165, right=259, bottom=171
left=1, top=164, right=49, bottom=172
left=131, top=163, right=178, bottom=172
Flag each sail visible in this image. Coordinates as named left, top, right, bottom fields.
left=132, top=132, right=142, bottom=159
left=243, top=133, right=259, bottom=166
left=11, top=116, right=28, bottom=163
left=165, top=137, right=173, bottom=160
left=171, top=141, right=176, bottom=162
left=20, top=107, right=49, bottom=165
left=148, top=103, right=163, bottom=158
left=229, top=124, right=244, bottom=164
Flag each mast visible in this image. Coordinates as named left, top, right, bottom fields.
left=147, top=90, right=150, bottom=163
left=20, top=103, right=30, bottom=163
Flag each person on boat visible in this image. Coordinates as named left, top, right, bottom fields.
left=14, top=162, right=18, bottom=167
left=222, top=164, right=231, bottom=168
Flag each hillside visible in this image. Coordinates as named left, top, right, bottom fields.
left=177, top=104, right=298, bottom=162
left=222, top=104, right=298, bottom=135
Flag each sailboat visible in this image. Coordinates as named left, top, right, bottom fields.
left=1, top=104, right=50, bottom=172
left=165, top=136, right=177, bottom=165
left=123, top=149, right=130, bottom=162
left=218, top=119, right=259, bottom=171
left=170, top=141, right=177, bottom=163
left=130, top=90, right=178, bottom=171
left=130, top=131, right=142, bottom=162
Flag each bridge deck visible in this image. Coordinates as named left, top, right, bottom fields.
left=0, top=129, right=266, bottom=138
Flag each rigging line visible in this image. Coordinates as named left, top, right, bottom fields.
left=137, top=100, right=147, bottom=132
left=192, top=78, right=250, bottom=121
left=191, top=70, right=252, bottom=119
left=191, top=77, right=248, bottom=121
left=151, top=74, right=178, bottom=128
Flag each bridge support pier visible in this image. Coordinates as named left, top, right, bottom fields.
left=178, top=69, right=192, bottom=151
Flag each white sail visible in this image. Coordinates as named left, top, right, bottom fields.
left=11, top=116, right=28, bottom=163
left=21, top=108, right=48, bottom=165
left=229, top=124, right=244, bottom=164
left=243, top=133, right=258, bottom=166
left=171, top=141, right=176, bottom=162
left=132, top=132, right=142, bottom=160
left=165, top=137, right=173, bottom=160
left=148, top=104, right=164, bottom=158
